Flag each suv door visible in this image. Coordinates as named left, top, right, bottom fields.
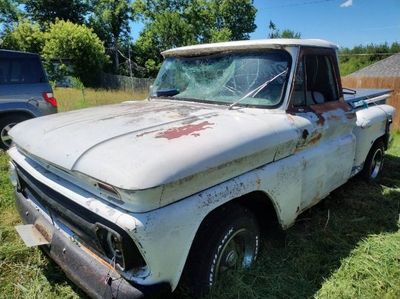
left=288, top=47, right=356, bottom=211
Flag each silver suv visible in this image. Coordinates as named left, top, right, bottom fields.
left=0, top=49, right=57, bottom=149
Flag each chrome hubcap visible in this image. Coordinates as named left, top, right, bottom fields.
left=370, top=149, right=383, bottom=179
left=1, top=123, right=17, bottom=148
left=225, top=250, right=238, bottom=267
left=215, top=228, right=256, bottom=280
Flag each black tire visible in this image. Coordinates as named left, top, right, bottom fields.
left=0, top=114, right=30, bottom=150
left=183, top=204, right=260, bottom=296
left=361, top=140, right=385, bottom=182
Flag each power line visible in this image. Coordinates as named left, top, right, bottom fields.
left=338, top=53, right=399, bottom=56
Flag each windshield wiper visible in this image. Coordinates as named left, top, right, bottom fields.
left=228, top=68, right=289, bottom=110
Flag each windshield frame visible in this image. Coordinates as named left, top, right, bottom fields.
left=150, top=49, right=293, bottom=109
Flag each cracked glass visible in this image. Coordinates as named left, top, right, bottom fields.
left=151, top=50, right=291, bottom=108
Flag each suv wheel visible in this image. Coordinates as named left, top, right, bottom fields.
left=0, top=114, right=30, bottom=149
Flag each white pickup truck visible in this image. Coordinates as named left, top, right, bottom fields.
left=8, top=39, right=395, bottom=298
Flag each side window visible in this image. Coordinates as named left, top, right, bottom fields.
left=0, top=59, right=10, bottom=84
left=0, top=57, right=45, bottom=84
left=304, top=55, right=338, bottom=104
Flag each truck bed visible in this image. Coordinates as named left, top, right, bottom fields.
left=344, top=88, right=392, bottom=108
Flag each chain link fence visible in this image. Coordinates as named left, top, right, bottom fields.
left=100, top=73, right=154, bottom=92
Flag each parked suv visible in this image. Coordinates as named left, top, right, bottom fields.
left=0, top=49, right=57, bottom=149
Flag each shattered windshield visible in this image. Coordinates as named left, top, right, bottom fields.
left=151, top=50, right=291, bottom=108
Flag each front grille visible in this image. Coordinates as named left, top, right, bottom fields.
left=15, top=163, right=146, bottom=270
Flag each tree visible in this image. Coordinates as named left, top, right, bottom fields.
left=24, top=0, right=89, bottom=25
left=268, top=21, right=301, bottom=39
left=132, top=0, right=257, bottom=76
left=42, top=20, right=108, bottom=85
left=88, top=0, right=132, bottom=73
left=134, top=10, right=196, bottom=77
left=0, top=0, right=23, bottom=25
left=1, top=20, right=45, bottom=53
left=216, top=0, right=257, bottom=40
left=339, top=42, right=400, bottom=76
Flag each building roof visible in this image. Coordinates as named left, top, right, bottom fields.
left=162, top=39, right=338, bottom=57
left=346, top=53, right=400, bottom=77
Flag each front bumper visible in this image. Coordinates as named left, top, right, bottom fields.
left=15, top=191, right=169, bottom=299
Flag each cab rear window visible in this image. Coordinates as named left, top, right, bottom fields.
left=0, top=57, right=46, bottom=84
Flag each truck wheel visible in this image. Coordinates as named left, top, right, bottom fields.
left=183, top=204, right=260, bottom=296
left=362, top=140, right=385, bottom=182
left=0, top=114, right=30, bottom=150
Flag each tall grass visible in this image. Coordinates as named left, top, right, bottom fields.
left=54, top=87, right=148, bottom=112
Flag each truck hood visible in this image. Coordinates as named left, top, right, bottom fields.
left=10, top=99, right=297, bottom=203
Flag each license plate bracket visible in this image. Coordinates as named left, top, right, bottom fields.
left=15, top=224, right=51, bottom=247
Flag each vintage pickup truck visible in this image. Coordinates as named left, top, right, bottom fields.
left=8, top=39, right=395, bottom=298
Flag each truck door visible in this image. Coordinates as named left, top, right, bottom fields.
left=287, top=47, right=356, bottom=211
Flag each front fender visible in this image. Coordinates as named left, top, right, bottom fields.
left=130, top=154, right=303, bottom=290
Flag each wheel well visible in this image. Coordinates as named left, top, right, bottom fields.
left=233, top=191, right=281, bottom=233
left=374, top=134, right=388, bottom=150
left=197, top=191, right=281, bottom=240
left=181, top=190, right=281, bottom=289
left=0, top=110, right=34, bottom=120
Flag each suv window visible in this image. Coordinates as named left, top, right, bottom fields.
left=291, top=54, right=339, bottom=107
left=0, top=57, right=46, bottom=84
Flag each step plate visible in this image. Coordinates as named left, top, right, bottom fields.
left=15, top=224, right=51, bottom=247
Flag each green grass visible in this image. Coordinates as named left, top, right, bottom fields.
left=0, top=91, right=399, bottom=298
left=54, top=87, right=148, bottom=112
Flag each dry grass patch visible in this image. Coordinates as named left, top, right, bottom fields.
left=54, top=87, right=148, bottom=112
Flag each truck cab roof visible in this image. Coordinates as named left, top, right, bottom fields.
left=162, top=38, right=338, bottom=57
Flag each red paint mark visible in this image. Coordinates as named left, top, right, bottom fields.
left=156, top=121, right=214, bottom=140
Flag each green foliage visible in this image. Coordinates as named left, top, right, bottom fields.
left=209, top=27, right=232, bottom=43
left=88, top=0, right=132, bottom=72
left=268, top=20, right=301, bottom=39
left=133, top=0, right=257, bottom=76
left=339, top=42, right=400, bottom=76
left=0, top=19, right=45, bottom=53
left=0, top=0, right=23, bottom=24
left=24, top=0, right=89, bottom=25
left=217, top=0, right=257, bottom=40
left=42, top=20, right=108, bottom=85
left=70, top=76, right=85, bottom=89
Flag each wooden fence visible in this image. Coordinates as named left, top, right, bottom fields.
left=342, top=76, right=400, bottom=130
left=100, top=73, right=154, bottom=92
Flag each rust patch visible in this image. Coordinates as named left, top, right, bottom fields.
left=136, top=129, right=160, bottom=138
left=346, top=112, right=356, bottom=120
left=81, top=245, right=115, bottom=271
left=310, top=100, right=349, bottom=114
left=35, top=223, right=53, bottom=242
left=310, top=101, right=351, bottom=126
left=307, top=132, right=322, bottom=145
left=315, top=114, right=325, bottom=126
left=327, top=114, right=341, bottom=121
left=155, top=121, right=214, bottom=140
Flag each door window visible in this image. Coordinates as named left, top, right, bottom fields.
left=291, top=53, right=339, bottom=107
left=0, top=57, right=45, bottom=84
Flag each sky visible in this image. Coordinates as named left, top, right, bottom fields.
left=130, top=0, right=400, bottom=49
